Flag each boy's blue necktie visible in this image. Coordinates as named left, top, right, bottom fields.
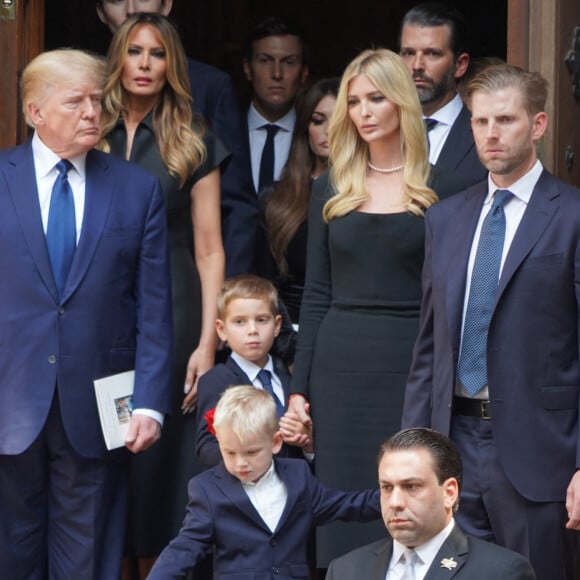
left=258, top=369, right=284, bottom=418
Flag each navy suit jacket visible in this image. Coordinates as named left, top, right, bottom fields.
left=403, top=169, right=580, bottom=502
left=195, top=355, right=295, bottom=468
left=187, top=58, right=257, bottom=276
left=0, top=140, right=173, bottom=459
left=148, top=457, right=380, bottom=580
left=326, top=523, right=535, bottom=579
left=434, top=104, right=487, bottom=191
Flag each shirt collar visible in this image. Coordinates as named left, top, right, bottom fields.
left=485, top=159, right=543, bottom=206
left=424, top=93, right=463, bottom=128
left=392, top=518, right=456, bottom=568
left=241, top=459, right=276, bottom=488
left=231, top=352, right=275, bottom=382
left=247, top=103, right=296, bottom=133
left=32, top=131, right=87, bottom=179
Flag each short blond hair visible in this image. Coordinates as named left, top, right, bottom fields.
left=466, top=64, right=548, bottom=117
left=21, top=49, right=105, bottom=127
left=217, top=274, right=279, bottom=320
left=213, top=385, right=278, bottom=442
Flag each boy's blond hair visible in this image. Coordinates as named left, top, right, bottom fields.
left=213, top=385, right=278, bottom=442
left=217, top=275, right=279, bottom=320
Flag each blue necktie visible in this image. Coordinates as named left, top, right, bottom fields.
left=46, top=160, right=76, bottom=297
left=257, top=369, right=284, bottom=418
left=258, top=124, right=280, bottom=193
left=457, top=189, right=513, bottom=396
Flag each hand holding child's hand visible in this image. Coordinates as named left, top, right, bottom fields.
left=280, top=404, right=313, bottom=454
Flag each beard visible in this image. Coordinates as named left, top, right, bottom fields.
left=414, top=67, right=456, bottom=108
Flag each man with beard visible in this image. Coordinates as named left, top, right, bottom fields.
left=402, top=64, right=580, bottom=580
left=399, top=3, right=486, bottom=189
left=326, top=429, right=535, bottom=579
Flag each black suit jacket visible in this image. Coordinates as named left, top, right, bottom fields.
left=434, top=104, right=487, bottom=191
left=326, top=523, right=535, bottom=579
left=187, top=58, right=257, bottom=277
left=195, top=355, right=296, bottom=468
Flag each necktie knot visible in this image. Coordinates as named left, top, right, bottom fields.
left=263, top=123, right=280, bottom=137
left=491, top=189, right=513, bottom=212
left=56, top=159, right=73, bottom=175
left=424, top=118, right=438, bottom=132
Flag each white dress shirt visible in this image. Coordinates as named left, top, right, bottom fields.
left=387, top=519, right=455, bottom=580
left=247, top=104, right=296, bottom=192
left=242, top=460, right=288, bottom=532
left=456, top=160, right=544, bottom=399
left=424, top=93, right=464, bottom=165
left=32, top=132, right=86, bottom=241
left=231, top=352, right=285, bottom=408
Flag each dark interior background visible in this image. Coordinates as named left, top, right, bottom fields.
left=45, top=0, right=507, bottom=108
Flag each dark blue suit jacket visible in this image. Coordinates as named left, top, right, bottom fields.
left=326, top=523, right=535, bottom=579
left=435, top=104, right=487, bottom=191
left=0, top=140, right=173, bottom=459
left=148, top=457, right=380, bottom=579
left=195, top=355, right=295, bottom=468
left=187, top=58, right=257, bottom=276
left=403, top=170, right=580, bottom=502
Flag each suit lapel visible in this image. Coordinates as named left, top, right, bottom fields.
left=274, top=458, right=302, bottom=531
left=212, top=462, right=271, bottom=532
left=61, top=149, right=114, bottom=301
left=273, top=357, right=291, bottom=407
left=5, top=142, right=59, bottom=300
left=445, top=185, right=487, bottom=351
left=437, top=105, right=474, bottom=171
left=496, top=170, right=559, bottom=300
left=370, top=540, right=392, bottom=579
left=225, top=356, right=253, bottom=385
left=425, top=524, right=468, bottom=580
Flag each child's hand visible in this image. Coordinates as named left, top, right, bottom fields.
left=280, top=405, right=314, bottom=453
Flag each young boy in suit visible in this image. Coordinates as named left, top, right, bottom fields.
left=196, top=274, right=311, bottom=468
left=148, top=386, right=380, bottom=579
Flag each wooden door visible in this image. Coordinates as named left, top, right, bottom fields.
left=0, top=0, right=44, bottom=150
left=508, top=0, right=580, bottom=187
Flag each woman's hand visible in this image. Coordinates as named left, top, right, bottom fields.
left=182, top=346, right=214, bottom=413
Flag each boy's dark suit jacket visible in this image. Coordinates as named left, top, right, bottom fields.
left=196, top=355, right=296, bottom=469
left=148, top=458, right=380, bottom=580
left=326, top=523, right=536, bottom=580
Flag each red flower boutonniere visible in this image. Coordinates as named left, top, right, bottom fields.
left=204, top=408, right=216, bottom=435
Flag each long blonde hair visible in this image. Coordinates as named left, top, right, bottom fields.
left=99, top=13, right=205, bottom=186
left=324, top=48, right=436, bottom=221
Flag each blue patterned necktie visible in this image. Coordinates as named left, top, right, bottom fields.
left=258, top=124, right=280, bottom=193
left=46, top=160, right=76, bottom=297
left=257, top=369, right=284, bottom=418
left=457, top=189, right=514, bottom=396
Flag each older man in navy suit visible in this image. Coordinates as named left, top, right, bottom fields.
left=403, top=64, right=580, bottom=579
left=327, top=429, right=535, bottom=580
left=0, top=49, right=172, bottom=579
left=97, top=0, right=257, bottom=277
left=399, top=3, right=487, bottom=190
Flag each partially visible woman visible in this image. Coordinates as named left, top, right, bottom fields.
left=286, top=49, right=438, bottom=568
left=99, top=13, right=227, bottom=577
left=256, top=78, right=339, bottom=326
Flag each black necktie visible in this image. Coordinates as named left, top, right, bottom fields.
left=258, top=124, right=280, bottom=192
left=424, top=118, right=439, bottom=133
left=46, top=160, right=76, bottom=297
left=257, top=369, right=284, bottom=418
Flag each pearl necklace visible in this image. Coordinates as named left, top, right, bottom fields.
left=367, top=161, right=404, bottom=174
